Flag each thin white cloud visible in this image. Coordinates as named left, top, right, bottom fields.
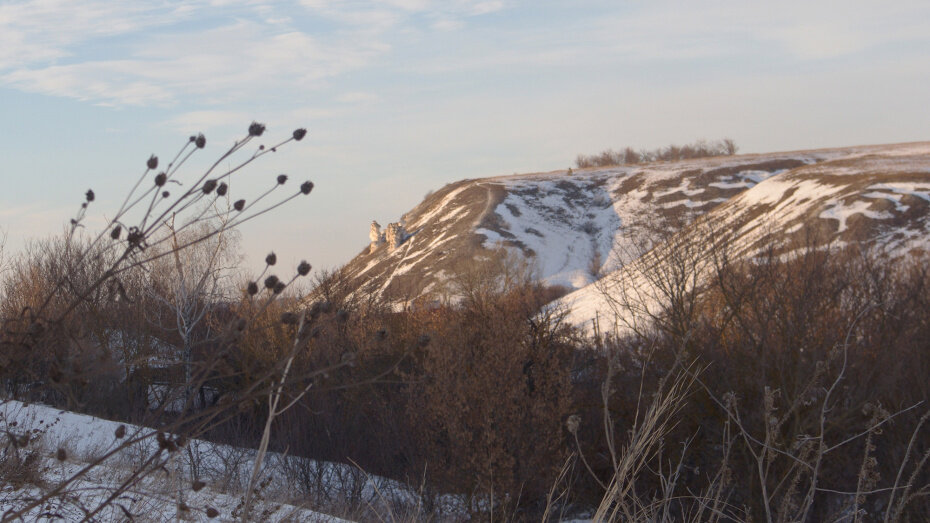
left=0, top=0, right=517, bottom=107
left=1, top=15, right=389, bottom=107
left=467, top=1, right=503, bottom=16
left=0, top=0, right=196, bottom=69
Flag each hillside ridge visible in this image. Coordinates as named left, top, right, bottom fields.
left=332, top=141, right=930, bottom=308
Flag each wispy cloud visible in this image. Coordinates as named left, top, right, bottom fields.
left=0, top=1, right=394, bottom=106
left=0, top=0, right=509, bottom=108
left=2, top=19, right=389, bottom=106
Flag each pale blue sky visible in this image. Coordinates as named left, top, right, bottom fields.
left=2, top=0, right=929, bottom=273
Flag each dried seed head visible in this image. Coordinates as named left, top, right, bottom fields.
left=273, top=281, right=286, bottom=294
left=247, top=281, right=259, bottom=295
left=276, top=174, right=288, bottom=185
left=155, top=172, right=167, bottom=187
left=157, top=431, right=174, bottom=451
left=127, top=227, right=144, bottom=246
left=206, top=507, right=219, bottom=518
left=248, top=121, right=266, bottom=137
left=202, top=179, right=218, bottom=194
left=57, top=448, right=67, bottom=461
left=264, top=275, right=279, bottom=289
left=216, top=182, right=228, bottom=196
left=162, top=191, right=170, bottom=198
left=300, top=181, right=314, bottom=195
left=147, top=155, right=158, bottom=170
left=195, top=133, right=206, bottom=149
left=110, top=225, right=122, bottom=240
left=85, top=189, right=95, bottom=202
left=293, top=128, right=307, bottom=141
left=265, top=252, right=277, bottom=266
left=115, top=425, right=126, bottom=439
left=297, top=261, right=311, bottom=276
left=234, top=199, right=245, bottom=211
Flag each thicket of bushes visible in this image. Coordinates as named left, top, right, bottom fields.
left=575, top=138, right=738, bottom=169
left=3, top=225, right=929, bottom=520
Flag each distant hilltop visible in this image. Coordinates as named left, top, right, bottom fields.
left=331, top=142, right=930, bottom=322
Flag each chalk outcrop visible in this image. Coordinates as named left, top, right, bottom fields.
left=369, top=220, right=406, bottom=252
left=385, top=222, right=406, bottom=250
left=369, top=221, right=383, bottom=253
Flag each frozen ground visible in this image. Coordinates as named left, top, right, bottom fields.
left=0, top=400, right=408, bottom=522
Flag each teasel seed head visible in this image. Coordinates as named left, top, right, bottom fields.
left=300, top=181, right=314, bottom=195
left=264, top=275, right=279, bottom=289
left=276, top=174, right=288, bottom=185
left=234, top=199, right=245, bottom=211
left=147, top=155, right=158, bottom=170
left=202, top=179, right=217, bottom=194
left=216, top=182, right=228, bottom=196
left=247, top=281, right=259, bottom=295
left=265, top=252, right=277, bottom=266
left=248, top=121, right=266, bottom=137
left=297, top=261, right=311, bottom=276
left=195, top=133, right=206, bottom=149
left=293, top=128, right=307, bottom=141
left=154, top=172, right=167, bottom=186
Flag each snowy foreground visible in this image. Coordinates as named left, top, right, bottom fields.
left=0, top=400, right=406, bottom=522
left=0, top=400, right=585, bottom=521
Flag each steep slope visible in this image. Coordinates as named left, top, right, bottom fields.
left=560, top=142, right=930, bottom=332
left=336, top=147, right=862, bottom=305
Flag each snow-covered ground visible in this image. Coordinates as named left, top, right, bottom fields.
left=0, top=400, right=411, bottom=522
left=0, top=399, right=545, bottom=521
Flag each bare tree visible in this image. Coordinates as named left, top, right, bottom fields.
left=147, top=213, right=239, bottom=408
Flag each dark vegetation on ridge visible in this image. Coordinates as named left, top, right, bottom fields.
left=575, top=138, right=738, bottom=168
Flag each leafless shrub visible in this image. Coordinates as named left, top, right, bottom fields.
left=581, top=223, right=930, bottom=521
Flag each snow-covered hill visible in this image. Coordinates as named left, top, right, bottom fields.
left=337, top=147, right=866, bottom=305
left=559, top=142, right=930, bottom=333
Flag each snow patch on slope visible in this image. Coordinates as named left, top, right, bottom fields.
left=476, top=176, right=621, bottom=289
